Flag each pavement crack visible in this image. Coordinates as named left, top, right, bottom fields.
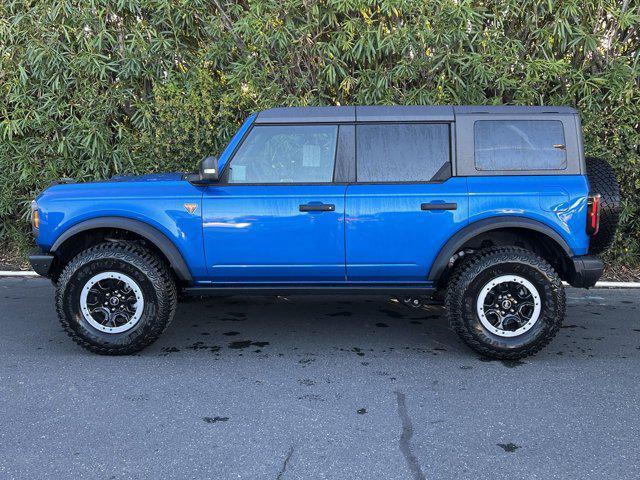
left=276, top=445, right=294, bottom=480
left=395, top=391, right=426, bottom=480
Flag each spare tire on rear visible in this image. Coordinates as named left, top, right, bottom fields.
left=585, top=157, right=620, bottom=255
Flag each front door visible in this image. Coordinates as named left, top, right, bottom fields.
left=202, top=124, right=347, bottom=283
left=345, top=122, right=469, bottom=282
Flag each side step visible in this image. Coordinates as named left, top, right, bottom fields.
left=184, top=284, right=436, bottom=296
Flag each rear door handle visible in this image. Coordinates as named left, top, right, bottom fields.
left=421, top=202, right=457, bottom=211
left=299, top=203, right=335, bottom=212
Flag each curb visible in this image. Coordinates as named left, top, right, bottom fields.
left=584, top=281, right=640, bottom=288
left=1, top=271, right=639, bottom=288
left=0, top=271, right=40, bottom=277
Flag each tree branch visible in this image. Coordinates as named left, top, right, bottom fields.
left=212, top=0, right=245, bottom=51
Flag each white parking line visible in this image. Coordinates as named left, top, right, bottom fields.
left=1, top=270, right=640, bottom=288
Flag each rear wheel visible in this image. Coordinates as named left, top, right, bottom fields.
left=55, top=243, right=177, bottom=355
left=446, top=247, right=565, bottom=359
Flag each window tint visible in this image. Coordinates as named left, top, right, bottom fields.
left=356, top=124, right=450, bottom=182
left=227, top=125, right=338, bottom=183
left=474, top=120, right=567, bottom=171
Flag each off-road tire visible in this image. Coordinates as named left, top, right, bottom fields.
left=445, top=246, right=565, bottom=359
left=55, top=242, right=177, bottom=355
left=585, top=157, right=620, bottom=255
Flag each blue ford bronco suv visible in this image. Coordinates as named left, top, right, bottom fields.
left=29, top=106, right=620, bottom=358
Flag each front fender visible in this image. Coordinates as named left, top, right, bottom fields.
left=34, top=179, right=206, bottom=281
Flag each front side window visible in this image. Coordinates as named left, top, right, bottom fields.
left=474, top=120, right=567, bottom=171
left=356, top=123, right=450, bottom=182
left=226, top=125, right=338, bottom=184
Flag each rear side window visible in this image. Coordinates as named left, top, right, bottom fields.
left=226, top=125, right=338, bottom=184
left=356, top=123, right=450, bottom=182
left=474, top=120, right=567, bottom=171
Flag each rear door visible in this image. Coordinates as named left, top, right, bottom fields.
left=202, top=123, right=350, bottom=282
left=345, top=122, right=468, bottom=282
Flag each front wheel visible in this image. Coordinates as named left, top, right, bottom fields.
left=55, top=243, right=177, bottom=355
left=445, top=247, right=565, bottom=359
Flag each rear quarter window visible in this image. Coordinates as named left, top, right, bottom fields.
left=474, top=120, right=567, bottom=171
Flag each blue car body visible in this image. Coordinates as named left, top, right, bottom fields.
left=31, top=105, right=599, bottom=290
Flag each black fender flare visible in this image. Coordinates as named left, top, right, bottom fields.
left=427, top=216, right=574, bottom=283
left=51, top=216, right=193, bottom=283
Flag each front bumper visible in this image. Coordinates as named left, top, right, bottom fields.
left=28, top=248, right=55, bottom=278
left=568, top=255, right=604, bottom=288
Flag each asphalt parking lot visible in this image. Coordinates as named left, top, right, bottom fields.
left=0, top=278, right=639, bottom=479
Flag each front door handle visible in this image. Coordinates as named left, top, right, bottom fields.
left=421, top=202, right=457, bottom=211
left=299, top=203, right=335, bottom=212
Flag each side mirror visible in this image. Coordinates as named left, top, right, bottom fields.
left=200, top=156, right=219, bottom=182
left=188, top=156, right=219, bottom=185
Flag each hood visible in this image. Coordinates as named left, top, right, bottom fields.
left=40, top=172, right=188, bottom=199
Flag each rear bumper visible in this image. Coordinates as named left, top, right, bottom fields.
left=568, top=255, right=604, bottom=288
left=28, top=248, right=55, bottom=278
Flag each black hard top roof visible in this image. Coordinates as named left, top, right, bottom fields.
left=254, top=105, right=577, bottom=124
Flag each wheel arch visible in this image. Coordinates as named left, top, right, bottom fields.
left=50, top=217, right=193, bottom=283
left=428, top=216, right=574, bottom=285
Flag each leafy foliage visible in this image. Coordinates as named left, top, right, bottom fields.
left=1, top=0, right=639, bottom=264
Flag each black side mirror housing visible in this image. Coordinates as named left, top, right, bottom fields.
left=188, top=156, right=219, bottom=185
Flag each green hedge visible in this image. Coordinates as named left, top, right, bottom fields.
left=1, top=0, right=638, bottom=265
